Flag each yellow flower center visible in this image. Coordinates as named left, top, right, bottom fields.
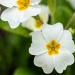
left=46, top=40, right=60, bottom=55
left=35, top=19, right=43, bottom=29
left=17, top=0, right=30, bottom=10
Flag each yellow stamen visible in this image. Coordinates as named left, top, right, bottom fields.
left=17, top=0, right=30, bottom=10
left=46, top=40, right=60, bottom=55
left=35, top=19, right=43, bottom=29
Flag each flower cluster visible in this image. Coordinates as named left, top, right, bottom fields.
left=0, top=0, right=75, bottom=74
left=0, top=0, right=41, bottom=28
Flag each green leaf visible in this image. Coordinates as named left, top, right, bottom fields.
left=13, top=68, right=36, bottom=75
left=65, top=13, right=75, bottom=42
left=0, top=20, right=30, bottom=37
left=14, top=68, right=28, bottom=75
left=48, top=0, right=56, bottom=15
left=53, top=6, right=73, bottom=26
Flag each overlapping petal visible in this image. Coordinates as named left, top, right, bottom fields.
left=34, top=53, right=54, bottom=74
left=54, top=49, right=74, bottom=73
left=30, top=0, right=41, bottom=5
left=22, top=5, right=49, bottom=31
left=39, top=5, right=49, bottom=23
left=1, top=6, right=41, bottom=28
left=42, top=23, right=63, bottom=42
left=0, top=0, right=16, bottom=7
left=29, top=31, right=47, bottom=55
left=0, top=0, right=41, bottom=28
left=59, top=30, right=75, bottom=53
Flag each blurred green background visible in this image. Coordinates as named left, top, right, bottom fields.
left=0, top=0, right=75, bottom=75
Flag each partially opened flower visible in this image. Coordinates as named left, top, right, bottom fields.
left=0, top=0, right=41, bottom=28
left=29, top=23, right=75, bottom=74
left=22, top=5, right=50, bottom=31
left=67, top=0, right=75, bottom=9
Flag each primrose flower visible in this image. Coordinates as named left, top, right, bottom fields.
left=67, top=0, right=75, bottom=9
left=22, top=5, right=50, bottom=31
left=29, top=23, right=75, bottom=74
left=0, top=0, right=41, bottom=28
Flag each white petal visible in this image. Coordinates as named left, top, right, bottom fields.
left=22, top=17, right=36, bottom=31
left=29, top=31, right=47, bottom=55
left=30, top=0, right=41, bottom=5
left=42, top=23, right=63, bottom=42
left=54, top=49, right=74, bottom=73
left=67, top=0, right=75, bottom=9
left=39, top=5, right=50, bottom=23
left=0, top=0, right=16, bottom=7
left=1, top=7, right=23, bottom=29
left=59, top=30, right=75, bottom=53
left=21, top=6, right=41, bottom=22
left=34, top=53, right=54, bottom=74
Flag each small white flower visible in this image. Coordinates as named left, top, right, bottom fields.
left=29, top=23, right=75, bottom=74
left=22, top=5, right=50, bottom=31
left=0, top=0, right=41, bottom=28
left=67, top=0, right=75, bottom=9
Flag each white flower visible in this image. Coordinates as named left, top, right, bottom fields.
left=0, top=0, right=41, bottom=29
left=67, top=0, right=75, bottom=9
left=22, top=5, right=50, bottom=31
left=29, top=23, right=75, bottom=74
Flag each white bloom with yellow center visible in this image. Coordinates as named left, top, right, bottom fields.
left=29, top=23, right=75, bottom=74
left=22, top=5, right=50, bottom=31
left=0, top=0, right=41, bottom=28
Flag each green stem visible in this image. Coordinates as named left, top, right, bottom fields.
left=65, top=13, right=75, bottom=29
left=51, top=14, right=55, bottom=24
left=47, top=0, right=56, bottom=24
